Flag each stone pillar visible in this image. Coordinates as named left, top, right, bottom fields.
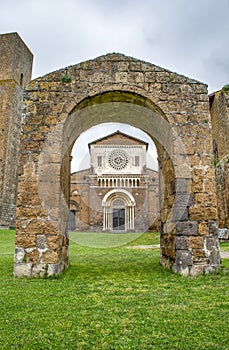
left=210, top=89, right=229, bottom=228
left=0, top=33, right=33, bottom=227
left=160, top=155, right=220, bottom=276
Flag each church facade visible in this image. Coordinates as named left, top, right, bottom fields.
left=69, top=131, right=159, bottom=232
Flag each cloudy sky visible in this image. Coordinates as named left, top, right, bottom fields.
left=1, top=0, right=229, bottom=170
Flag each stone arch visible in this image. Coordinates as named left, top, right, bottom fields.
left=69, top=199, right=80, bottom=212
left=14, top=53, right=220, bottom=277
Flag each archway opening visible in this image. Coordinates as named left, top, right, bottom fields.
left=68, top=121, right=159, bottom=234
left=54, top=90, right=179, bottom=258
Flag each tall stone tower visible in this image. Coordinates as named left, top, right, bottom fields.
left=0, top=32, right=33, bottom=227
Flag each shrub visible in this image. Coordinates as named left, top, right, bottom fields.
left=61, top=75, right=72, bottom=83
left=222, top=84, right=229, bottom=92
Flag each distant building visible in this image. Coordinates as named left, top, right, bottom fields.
left=69, top=131, right=159, bottom=232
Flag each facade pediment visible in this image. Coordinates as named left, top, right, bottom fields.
left=89, top=130, right=148, bottom=149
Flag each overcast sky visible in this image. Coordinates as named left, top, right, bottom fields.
left=1, top=0, right=229, bottom=170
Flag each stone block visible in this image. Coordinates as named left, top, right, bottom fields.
left=189, top=206, right=218, bottom=221
left=47, top=235, right=59, bottom=250
left=16, top=234, right=36, bottom=248
left=203, top=179, right=216, bottom=193
left=26, top=249, right=39, bottom=263
left=172, top=206, right=189, bottom=221
left=174, top=192, right=194, bottom=207
left=172, top=264, right=190, bottom=276
left=208, top=221, right=218, bottom=236
left=209, top=249, right=221, bottom=266
left=47, top=263, right=60, bottom=276
left=205, top=235, right=219, bottom=250
left=44, top=221, right=58, bottom=235
left=175, top=236, right=188, bottom=250
left=176, top=250, right=193, bottom=266
left=14, top=247, right=25, bottom=263
left=160, top=256, right=174, bottom=269
left=189, top=236, right=204, bottom=249
left=42, top=250, right=58, bottom=264
left=115, top=72, right=128, bottom=83
left=170, top=178, right=191, bottom=194
left=204, top=265, right=219, bottom=274
left=145, top=72, right=156, bottom=82
left=198, top=222, right=209, bottom=236
left=36, top=234, right=47, bottom=249
left=14, top=263, right=32, bottom=277
left=189, top=264, right=205, bottom=277
left=31, top=263, right=48, bottom=277
left=26, top=220, right=44, bottom=235
left=192, top=249, right=205, bottom=258
left=176, top=221, right=198, bottom=236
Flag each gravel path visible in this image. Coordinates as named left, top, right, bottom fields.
left=126, top=244, right=160, bottom=249
left=127, top=245, right=229, bottom=259
left=221, top=252, right=229, bottom=258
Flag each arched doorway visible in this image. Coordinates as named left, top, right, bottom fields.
left=14, top=53, right=220, bottom=277
left=113, top=203, right=125, bottom=231
left=67, top=200, right=80, bottom=231
left=102, top=189, right=136, bottom=231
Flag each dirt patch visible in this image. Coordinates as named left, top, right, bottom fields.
left=126, top=244, right=160, bottom=250
left=221, top=252, right=229, bottom=258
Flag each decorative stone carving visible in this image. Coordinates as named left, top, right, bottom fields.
left=108, top=150, right=129, bottom=170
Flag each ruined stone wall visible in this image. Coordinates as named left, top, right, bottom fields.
left=0, top=32, right=32, bottom=86
left=210, top=89, right=229, bottom=228
left=14, top=52, right=219, bottom=277
left=0, top=82, right=23, bottom=226
left=0, top=33, right=33, bottom=227
left=70, top=170, right=90, bottom=230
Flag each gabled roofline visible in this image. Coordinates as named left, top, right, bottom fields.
left=88, top=130, right=149, bottom=150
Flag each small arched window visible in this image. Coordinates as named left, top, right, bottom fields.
left=20, top=73, right=24, bottom=87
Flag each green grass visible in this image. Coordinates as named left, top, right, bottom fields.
left=0, top=230, right=228, bottom=350
left=68, top=231, right=160, bottom=248
left=220, top=241, right=229, bottom=252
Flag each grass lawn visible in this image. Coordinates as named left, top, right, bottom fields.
left=0, top=230, right=228, bottom=350
left=220, top=241, right=229, bottom=252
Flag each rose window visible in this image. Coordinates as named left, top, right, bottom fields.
left=108, top=150, right=129, bottom=170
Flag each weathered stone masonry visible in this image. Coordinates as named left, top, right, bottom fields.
left=0, top=32, right=222, bottom=277
left=210, top=89, right=229, bottom=234
left=0, top=33, right=33, bottom=227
